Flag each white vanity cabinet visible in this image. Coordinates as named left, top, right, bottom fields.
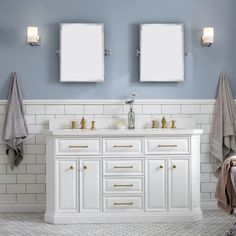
left=45, top=129, right=202, bottom=224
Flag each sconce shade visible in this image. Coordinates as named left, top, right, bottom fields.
left=27, top=27, right=40, bottom=46
left=202, top=27, right=214, bottom=47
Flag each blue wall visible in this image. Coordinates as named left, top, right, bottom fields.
left=0, top=0, right=235, bottom=99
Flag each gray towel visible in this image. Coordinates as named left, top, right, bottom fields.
left=3, top=73, right=28, bottom=169
left=211, top=72, right=236, bottom=176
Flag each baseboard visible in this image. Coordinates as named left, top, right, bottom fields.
left=0, top=203, right=46, bottom=213
left=201, top=200, right=218, bottom=210
left=0, top=201, right=217, bottom=213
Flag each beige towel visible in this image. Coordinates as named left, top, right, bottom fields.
left=210, top=72, right=236, bottom=176
left=215, top=157, right=236, bottom=214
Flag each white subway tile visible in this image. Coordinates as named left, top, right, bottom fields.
left=0, top=165, right=6, bottom=174
left=104, top=105, right=123, bottom=115
left=65, top=105, right=84, bottom=114
left=123, top=105, right=143, bottom=114
left=27, top=164, right=46, bottom=174
left=36, top=155, right=46, bottom=164
left=25, top=115, right=35, bottom=125
left=162, top=105, right=180, bottom=114
left=201, top=124, right=212, bottom=134
left=142, top=105, right=161, bottom=114
left=24, top=135, right=36, bottom=145
left=17, top=174, right=36, bottom=183
left=201, top=182, right=217, bottom=192
left=181, top=105, right=200, bottom=114
left=201, top=173, right=210, bottom=182
left=191, top=115, right=209, bottom=124
left=0, top=194, right=16, bottom=202
left=201, top=193, right=211, bottom=200
left=0, top=105, right=6, bottom=114
left=27, top=125, right=44, bottom=135
left=201, top=144, right=210, bottom=153
left=17, top=194, right=35, bottom=202
left=201, top=134, right=210, bottom=144
left=35, top=115, right=55, bottom=125
left=36, top=174, right=46, bottom=183
left=27, top=184, right=45, bottom=193
left=201, top=104, right=215, bottom=114
left=21, top=155, right=36, bottom=164
left=0, top=174, right=16, bottom=183
left=36, top=193, right=46, bottom=202
left=200, top=154, right=211, bottom=163
left=7, top=184, right=25, bottom=193
left=210, top=173, right=218, bottom=183
left=36, top=135, right=46, bottom=144
left=45, top=105, right=64, bottom=114
left=84, top=105, right=103, bottom=114
left=27, top=145, right=46, bottom=154
left=0, top=184, right=6, bottom=193
left=7, top=165, right=26, bottom=174
left=26, top=105, right=45, bottom=114
left=201, top=163, right=214, bottom=173
left=0, top=155, right=8, bottom=164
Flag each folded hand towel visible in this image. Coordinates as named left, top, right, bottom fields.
left=211, top=72, right=236, bottom=176
left=3, top=73, right=28, bottom=169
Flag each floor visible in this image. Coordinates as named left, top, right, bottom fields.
left=0, top=211, right=234, bottom=236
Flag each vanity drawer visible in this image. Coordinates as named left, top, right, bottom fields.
left=103, top=138, right=143, bottom=155
left=103, top=177, right=144, bottom=194
left=56, top=139, right=101, bottom=155
left=145, top=137, right=190, bottom=155
left=103, top=196, right=143, bottom=211
left=103, top=159, right=144, bottom=176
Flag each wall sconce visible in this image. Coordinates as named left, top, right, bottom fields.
left=201, top=27, right=214, bottom=47
left=27, top=26, right=40, bottom=46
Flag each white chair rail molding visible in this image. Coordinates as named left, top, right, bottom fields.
left=44, top=118, right=203, bottom=224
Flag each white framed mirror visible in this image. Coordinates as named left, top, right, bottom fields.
left=60, top=23, right=105, bottom=82
left=139, top=24, right=184, bottom=82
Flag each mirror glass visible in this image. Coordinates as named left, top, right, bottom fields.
left=60, top=23, right=104, bottom=82
left=140, top=24, right=184, bottom=82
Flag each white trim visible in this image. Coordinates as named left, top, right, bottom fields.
left=0, top=99, right=217, bottom=105
left=0, top=203, right=45, bottom=213
left=201, top=200, right=218, bottom=210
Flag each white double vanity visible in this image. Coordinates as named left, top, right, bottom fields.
left=44, top=120, right=203, bottom=224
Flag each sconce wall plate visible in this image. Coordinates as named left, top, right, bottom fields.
left=201, top=27, right=214, bottom=47
left=27, top=27, right=40, bottom=46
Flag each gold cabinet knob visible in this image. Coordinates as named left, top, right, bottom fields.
left=83, top=166, right=87, bottom=170
left=173, top=164, right=176, bottom=169
left=159, top=165, right=164, bottom=169
left=70, top=166, right=74, bottom=170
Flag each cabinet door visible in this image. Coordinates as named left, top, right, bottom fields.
left=57, top=160, right=78, bottom=211
left=80, top=159, right=101, bottom=212
left=168, top=159, right=189, bottom=210
left=145, top=158, right=167, bottom=211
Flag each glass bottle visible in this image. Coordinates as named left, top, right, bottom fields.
left=128, top=108, right=135, bottom=129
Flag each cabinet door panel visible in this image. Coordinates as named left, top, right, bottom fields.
left=57, top=160, right=78, bottom=211
left=80, top=159, right=101, bottom=212
left=145, top=159, right=167, bottom=211
left=169, top=159, right=189, bottom=210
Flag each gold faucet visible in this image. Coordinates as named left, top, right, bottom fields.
left=71, top=121, right=77, bottom=129
left=151, top=120, right=158, bottom=129
left=90, top=121, right=96, bottom=130
left=80, top=117, right=86, bottom=130
left=171, top=120, right=176, bottom=129
left=161, top=116, right=167, bottom=129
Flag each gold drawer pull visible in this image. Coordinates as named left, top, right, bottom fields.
left=114, top=202, right=134, bottom=206
left=158, top=144, right=178, bottom=148
left=113, top=145, right=133, bottom=148
left=113, top=166, right=133, bottom=169
left=113, top=184, right=133, bottom=187
left=173, top=165, right=176, bottom=169
left=70, top=166, right=74, bottom=170
left=69, top=145, right=89, bottom=148
left=159, top=165, right=164, bottom=169
left=83, top=165, right=87, bottom=170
